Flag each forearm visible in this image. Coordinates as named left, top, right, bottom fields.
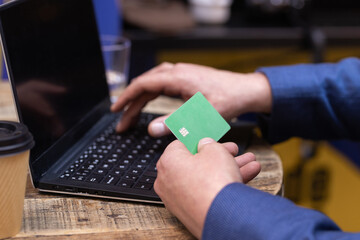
left=202, top=183, right=359, bottom=240
left=256, top=57, right=360, bottom=143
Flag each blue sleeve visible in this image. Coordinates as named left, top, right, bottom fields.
left=202, top=183, right=360, bottom=240
left=257, top=57, right=360, bottom=144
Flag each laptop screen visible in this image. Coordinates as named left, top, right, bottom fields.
left=0, top=0, right=109, bottom=160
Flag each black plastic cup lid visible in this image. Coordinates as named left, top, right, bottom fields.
left=0, top=121, right=35, bottom=156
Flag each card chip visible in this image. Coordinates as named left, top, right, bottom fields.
left=165, top=92, right=230, bottom=154
left=179, top=127, right=189, bottom=137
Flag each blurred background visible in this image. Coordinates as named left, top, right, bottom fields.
left=1, top=0, right=360, bottom=232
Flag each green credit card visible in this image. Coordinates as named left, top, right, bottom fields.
left=164, top=92, right=230, bottom=154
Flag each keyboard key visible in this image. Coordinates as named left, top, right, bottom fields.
left=90, top=159, right=100, bottom=165
left=111, top=170, right=125, bottom=176
left=71, top=175, right=86, bottom=181
left=104, top=175, right=120, bottom=185
left=126, top=154, right=136, bottom=160
left=134, top=144, right=143, bottom=150
left=134, top=182, right=152, bottom=190
left=111, top=153, right=120, bottom=158
left=74, top=169, right=90, bottom=176
left=120, top=141, right=129, bottom=147
left=96, top=149, right=109, bottom=155
left=117, top=164, right=129, bottom=171
left=86, top=174, right=103, bottom=183
left=129, top=168, right=143, bottom=175
left=147, top=149, right=155, bottom=154
left=142, top=153, right=153, bottom=159
left=81, top=164, right=96, bottom=171
left=139, top=176, right=155, bottom=184
left=65, top=169, right=74, bottom=174
left=106, top=158, right=118, bottom=164
left=95, top=169, right=108, bottom=175
left=124, top=173, right=139, bottom=181
left=137, top=159, right=150, bottom=164
left=110, top=135, right=122, bottom=141
left=59, top=174, right=69, bottom=179
left=114, top=148, right=125, bottom=155
left=99, top=163, right=113, bottom=170
left=118, top=179, right=135, bottom=188
left=131, top=149, right=140, bottom=155
left=121, top=159, right=133, bottom=164
left=91, top=153, right=104, bottom=159
left=133, top=164, right=146, bottom=170
left=155, top=139, right=163, bottom=145
left=74, top=159, right=81, bottom=164
left=151, top=144, right=160, bottom=150
left=143, top=171, right=157, bottom=178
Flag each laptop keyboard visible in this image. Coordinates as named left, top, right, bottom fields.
left=59, top=113, right=173, bottom=190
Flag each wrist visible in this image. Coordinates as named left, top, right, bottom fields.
left=242, top=72, right=272, bottom=114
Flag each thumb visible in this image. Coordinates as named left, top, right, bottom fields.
left=148, top=114, right=171, bottom=137
left=197, top=137, right=216, bottom=152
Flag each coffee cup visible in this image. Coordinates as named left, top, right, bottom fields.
left=0, top=121, right=34, bottom=239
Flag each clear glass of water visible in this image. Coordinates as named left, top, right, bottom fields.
left=101, top=36, right=131, bottom=92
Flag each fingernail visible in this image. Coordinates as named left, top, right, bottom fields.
left=150, top=122, right=166, bottom=137
left=198, top=137, right=215, bottom=146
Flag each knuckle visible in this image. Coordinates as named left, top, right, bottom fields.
left=173, top=62, right=186, bottom=72
left=159, top=153, right=171, bottom=169
left=155, top=159, right=162, bottom=172
left=161, top=62, right=173, bottom=67
left=131, top=76, right=141, bottom=82
left=173, top=62, right=186, bottom=68
left=153, top=178, right=161, bottom=195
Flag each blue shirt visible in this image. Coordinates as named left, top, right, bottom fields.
left=202, top=58, right=360, bottom=239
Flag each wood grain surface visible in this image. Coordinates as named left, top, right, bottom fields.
left=1, top=82, right=282, bottom=239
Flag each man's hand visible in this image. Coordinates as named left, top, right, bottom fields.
left=154, top=138, right=261, bottom=239
left=111, top=62, right=271, bottom=137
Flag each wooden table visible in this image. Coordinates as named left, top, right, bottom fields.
left=0, top=81, right=283, bottom=239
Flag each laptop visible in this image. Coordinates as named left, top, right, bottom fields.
left=0, top=0, right=253, bottom=204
